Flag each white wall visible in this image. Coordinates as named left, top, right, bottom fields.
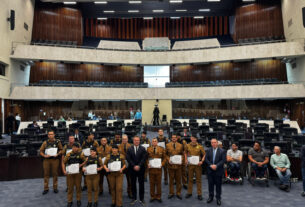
left=11, top=41, right=305, bottom=65
left=0, top=0, right=34, bottom=98
left=9, top=84, right=305, bottom=100
left=281, top=0, right=305, bottom=42
left=286, top=56, right=305, bottom=83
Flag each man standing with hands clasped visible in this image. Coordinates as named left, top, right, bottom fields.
left=205, top=138, right=226, bottom=206
left=166, top=134, right=184, bottom=200
left=40, top=130, right=63, bottom=195
left=185, top=135, right=205, bottom=200
left=126, top=136, right=147, bottom=206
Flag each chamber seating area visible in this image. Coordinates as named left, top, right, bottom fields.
left=169, top=118, right=302, bottom=156
left=31, top=39, right=78, bottom=47
left=1, top=119, right=142, bottom=157
left=166, top=78, right=284, bottom=88
left=30, top=80, right=148, bottom=88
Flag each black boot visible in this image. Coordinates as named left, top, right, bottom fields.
left=87, top=202, right=92, bottom=207
left=67, top=202, right=72, bottom=207
left=93, top=202, right=98, bottom=207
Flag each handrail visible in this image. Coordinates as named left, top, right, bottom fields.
left=23, top=38, right=288, bottom=53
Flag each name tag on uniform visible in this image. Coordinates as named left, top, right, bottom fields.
left=83, top=148, right=91, bottom=157
left=85, top=164, right=97, bottom=175
left=66, top=149, right=72, bottom=155
left=108, top=161, right=121, bottom=172
left=66, top=163, right=79, bottom=174
left=158, top=142, right=165, bottom=148
left=141, top=144, right=149, bottom=150
left=170, top=155, right=182, bottom=165
left=188, top=156, right=200, bottom=165
left=149, top=158, right=162, bottom=168
left=45, top=148, right=58, bottom=156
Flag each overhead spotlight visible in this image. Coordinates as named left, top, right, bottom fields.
left=103, top=10, right=115, bottom=13
left=207, top=0, right=221, bottom=2
left=143, top=17, right=153, bottom=20
left=170, top=17, right=180, bottom=19
left=128, top=10, right=139, bottom=13
left=63, top=1, right=76, bottom=4
left=194, top=16, right=204, bottom=19
left=129, top=1, right=142, bottom=3
left=243, top=0, right=255, bottom=2
left=98, top=17, right=107, bottom=20
left=94, top=1, right=107, bottom=4
left=153, top=10, right=164, bottom=13
left=176, top=9, right=187, bottom=12
left=170, top=0, right=183, bottom=3
left=199, top=9, right=211, bottom=12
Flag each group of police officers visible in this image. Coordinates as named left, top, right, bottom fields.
left=39, top=129, right=207, bottom=207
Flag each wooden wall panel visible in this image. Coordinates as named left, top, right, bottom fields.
left=32, top=5, right=83, bottom=45
left=30, top=62, right=143, bottom=83
left=233, top=3, right=284, bottom=42
left=170, top=60, right=287, bottom=82
left=84, top=16, right=230, bottom=40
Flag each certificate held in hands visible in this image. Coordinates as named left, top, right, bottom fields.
left=188, top=156, right=200, bottom=165
left=45, top=148, right=58, bottom=156
left=66, top=163, right=80, bottom=174
left=149, top=158, right=162, bottom=168
left=170, top=155, right=182, bottom=165
left=85, top=164, right=97, bottom=175
left=83, top=148, right=91, bottom=157
left=108, top=161, right=121, bottom=172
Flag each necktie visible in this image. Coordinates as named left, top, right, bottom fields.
left=154, top=147, right=156, bottom=154
left=135, top=146, right=138, bottom=154
left=213, top=148, right=216, bottom=164
left=124, top=144, right=126, bottom=153
left=103, top=145, right=105, bottom=152
left=174, top=143, right=176, bottom=149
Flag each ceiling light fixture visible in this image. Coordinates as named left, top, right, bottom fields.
left=63, top=2, right=76, bottom=5
left=128, top=10, right=139, bottom=13
left=94, top=1, right=107, bottom=4
left=129, top=1, right=142, bottom=3
left=199, top=9, right=211, bottom=12
left=170, top=0, right=183, bottom=3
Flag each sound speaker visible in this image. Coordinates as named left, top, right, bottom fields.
left=7, top=10, right=15, bottom=30
left=303, top=7, right=305, bottom=28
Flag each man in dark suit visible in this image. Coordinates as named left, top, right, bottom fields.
left=180, top=128, right=190, bottom=138
left=126, top=136, right=147, bottom=205
left=73, top=128, right=83, bottom=145
left=205, top=138, right=226, bottom=206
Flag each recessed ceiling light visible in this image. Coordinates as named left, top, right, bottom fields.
left=176, top=9, right=187, bottom=12
left=170, top=17, right=180, bottom=19
left=63, top=1, right=76, bottom=4
left=170, top=0, right=183, bottom=3
left=143, top=17, right=153, bottom=20
left=94, top=1, right=107, bottom=4
left=129, top=1, right=142, bottom=3
left=103, top=10, right=115, bottom=13
left=153, top=10, right=164, bottom=13
left=207, top=0, right=221, bottom=2
left=199, top=9, right=211, bottom=12
left=194, top=16, right=204, bottom=19
left=98, top=17, right=108, bottom=20
left=128, top=10, right=139, bottom=13
left=243, top=0, right=255, bottom=1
